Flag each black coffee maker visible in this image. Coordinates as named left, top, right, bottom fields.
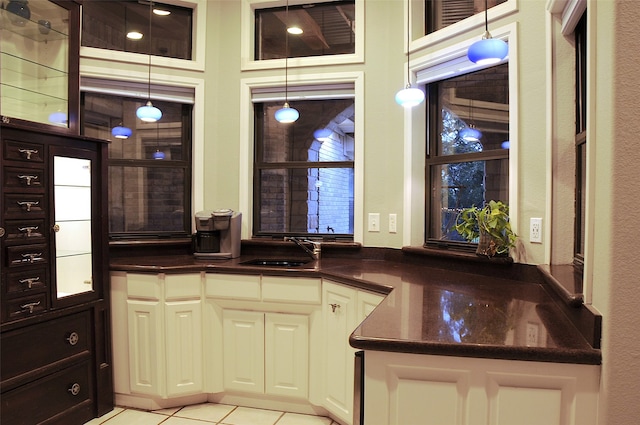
left=193, top=209, right=242, bottom=259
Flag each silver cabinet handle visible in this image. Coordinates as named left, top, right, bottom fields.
left=66, top=332, right=79, bottom=346
left=329, top=303, right=341, bottom=313
left=21, top=301, right=41, bottom=313
left=18, top=226, right=39, bottom=237
left=18, top=148, right=38, bottom=160
left=17, top=201, right=39, bottom=212
left=17, top=175, right=39, bottom=186
left=19, top=277, right=40, bottom=289
left=68, top=383, right=81, bottom=396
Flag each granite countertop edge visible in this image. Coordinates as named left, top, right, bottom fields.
left=110, top=255, right=602, bottom=366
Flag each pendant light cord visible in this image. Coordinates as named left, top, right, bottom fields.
left=484, top=0, right=489, bottom=33
left=284, top=0, right=289, bottom=103
left=405, top=0, right=410, bottom=88
left=147, top=1, right=153, bottom=101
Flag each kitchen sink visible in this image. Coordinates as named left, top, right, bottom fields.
left=240, top=259, right=311, bottom=267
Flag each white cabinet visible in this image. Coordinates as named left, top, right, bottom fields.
left=321, top=280, right=384, bottom=425
left=222, top=309, right=310, bottom=399
left=124, top=273, right=203, bottom=399
left=207, top=273, right=320, bottom=401
left=364, top=350, right=600, bottom=425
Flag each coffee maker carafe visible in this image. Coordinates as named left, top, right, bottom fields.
left=194, top=209, right=241, bottom=259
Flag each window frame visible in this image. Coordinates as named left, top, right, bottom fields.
left=424, top=64, right=510, bottom=250
left=80, top=0, right=207, bottom=72
left=574, top=12, right=587, bottom=270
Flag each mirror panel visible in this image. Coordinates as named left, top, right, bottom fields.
left=54, top=155, right=93, bottom=298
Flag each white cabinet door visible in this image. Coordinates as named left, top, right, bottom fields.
left=165, top=300, right=203, bottom=397
left=265, top=313, right=309, bottom=399
left=322, top=280, right=357, bottom=425
left=365, top=350, right=600, bottom=425
left=357, top=290, right=384, bottom=321
left=127, top=299, right=163, bottom=396
left=223, top=310, right=265, bottom=394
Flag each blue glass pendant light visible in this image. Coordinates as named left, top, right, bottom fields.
left=395, top=1, right=425, bottom=108
left=275, top=0, right=299, bottom=123
left=467, top=0, right=508, bottom=65
left=111, top=124, right=132, bottom=139
left=136, top=1, right=162, bottom=123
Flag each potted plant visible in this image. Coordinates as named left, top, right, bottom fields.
left=454, top=200, right=517, bottom=257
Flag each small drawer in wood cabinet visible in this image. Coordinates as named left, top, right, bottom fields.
left=2, top=292, right=48, bottom=323
left=3, top=193, right=46, bottom=217
left=3, top=166, right=45, bottom=190
left=6, top=243, right=48, bottom=268
left=0, top=360, right=92, bottom=425
left=1, top=311, right=90, bottom=382
left=3, top=140, right=45, bottom=163
left=4, top=219, right=46, bottom=243
left=5, top=267, right=48, bottom=295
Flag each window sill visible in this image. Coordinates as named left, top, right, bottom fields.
left=537, top=264, right=584, bottom=307
left=404, top=245, right=514, bottom=265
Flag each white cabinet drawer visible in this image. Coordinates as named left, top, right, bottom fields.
left=205, top=274, right=261, bottom=300
left=262, top=276, right=321, bottom=304
left=126, top=273, right=161, bottom=300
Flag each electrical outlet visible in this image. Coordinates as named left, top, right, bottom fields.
left=388, top=214, right=397, bottom=233
left=530, top=218, right=542, bottom=243
left=526, top=323, right=539, bottom=347
left=368, top=213, right=380, bottom=232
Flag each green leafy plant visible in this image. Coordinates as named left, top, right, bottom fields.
left=454, top=200, right=517, bottom=257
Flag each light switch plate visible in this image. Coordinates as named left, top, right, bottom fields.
left=368, top=213, right=380, bottom=232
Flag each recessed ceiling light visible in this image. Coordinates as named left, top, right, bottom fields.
left=127, top=31, right=143, bottom=40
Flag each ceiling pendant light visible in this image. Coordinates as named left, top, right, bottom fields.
left=467, top=0, right=508, bottom=65
left=111, top=123, right=132, bottom=139
left=459, top=100, right=482, bottom=142
left=136, top=1, right=162, bottom=123
left=395, top=1, right=425, bottom=108
left=275, top=0, right=299, bottom=123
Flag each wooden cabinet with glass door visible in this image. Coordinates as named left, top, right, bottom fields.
left=0, top=122, right=113, bottom=424
left=0, top=0, right=80, bottom=133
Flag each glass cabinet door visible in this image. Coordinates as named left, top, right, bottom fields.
left=53, top=154, right=94, bottom=299
left=1, top=0, right=79, bottom=132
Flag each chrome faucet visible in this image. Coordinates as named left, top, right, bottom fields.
left=286, top=237, right=321, bottom=260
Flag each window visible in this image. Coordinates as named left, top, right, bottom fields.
left=574, top=12, right=587, bottom=269
left=82, top=0, right=193, bottom=60
left=253, top=98, right=355, bottom=239
left=81, top=92, right=193, bottom=238
left=426, top=64, right=509, bottom=247
left=255, top=1, right=355, bottom=60
left=425, top=0, right=507, bottom=34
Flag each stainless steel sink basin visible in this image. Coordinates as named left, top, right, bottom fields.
left=241, top=259, right=311, bottom=267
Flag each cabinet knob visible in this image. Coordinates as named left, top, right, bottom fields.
left=66, top=332, right=80, bottom=346
left=20, top=301, right=41, bottom=314
left=0, top=227, right=4, bottom=238
left=329, top=303, right=341, bottom=313
left=17, top=201, right=39, bottom=212
left=18, top=148, right=39, bottom=160
left=53, top=224, right=60, bottom=232
left=17, top=174, right=39, bottom=186
left=68, top=383, right=81, bottom=396
left=19, top=277, right=40, bottom=289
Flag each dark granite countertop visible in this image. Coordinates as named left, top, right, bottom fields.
left=110, top=247, right=601, bottom=366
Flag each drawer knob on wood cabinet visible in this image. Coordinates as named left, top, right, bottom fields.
left=17, top=175, right=39, bottom=186
left=0, top=227, right=4, bottom=238
left=68, top=383, right=81, bottom=396
left=18, top=226, right=39, bottom=237
left=329, top=303, right=341, bottom=313
left=18, top=148, right=39, bottom=160
left=21, top=301, right=41, bottom=313
left=53, top=224, right=60, bottom=232
left=66, top=332, right=80, bottom=346
left=19, top=277, right=40, bottom=289
left=17, top=201, right=39, bottom=212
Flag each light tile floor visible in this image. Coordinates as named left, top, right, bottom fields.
left=84, top=403, right=338, bottom=425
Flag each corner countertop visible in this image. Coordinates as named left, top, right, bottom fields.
left=110, top=251, right=601, bottom=366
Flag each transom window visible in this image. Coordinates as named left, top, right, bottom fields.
left=255, top=1, right=355, bottom=60
left=82, top=0, right=193, bottom=60
left=253, top=98, right=355, bottom=239
left=426, top=64, right=509, bottom=247
left=425, top=0, right=507, bottom=34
